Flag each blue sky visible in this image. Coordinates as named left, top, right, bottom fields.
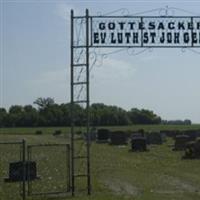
left=1, top=0, right=200, bottom=123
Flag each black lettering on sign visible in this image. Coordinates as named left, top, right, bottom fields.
left=111, top=32, right=116, bottom=44
left=158, top=22, right=165, bottom=30
left=93, top=32, right=99, bottom=44
left=132, top=32, right=139, bottom=44
left=160, top=32, right=165, bottom=43
left=174, top=32, right=180, bottom=44
left=100, top=33, right=106, bottom=44
left=149, top=22, right=155, bottom=30
left=118, top=22, right=126, bottom=30
left=92, top=18, right=200, bottom=46
left=99, top=23, right=105, bottom=30
left=128, top=22, right=136, bottom=30
left=118, top=33, right=123, bottom=43
left=143, top=32, right=149, bottom=43
left=168, top=22, right=175, bottom=30
left=184, top=32, right=190, bottom=43
left=150, top=32, right=156, bottom=43
left=167, top=32, right=172, bottom=43
left=108, top=22, right=116, bottom=30
left=125, top=32, right=131, bottom=43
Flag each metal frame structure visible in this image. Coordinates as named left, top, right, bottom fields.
left=70, top=8, right=200, bottom=196
left=0, top=141, right=70, bottom=200
left=0, top=140, right=26, bottom=200
left=70, top=9, right=91, bottom=196
left=27, top=143, right=71, bottom=196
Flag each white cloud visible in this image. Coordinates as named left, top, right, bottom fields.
left=30, top=68, right=68, bottom=86
left=90, top=57, right=137, bottom=109
left=27, top=67, right=70, bottom=103
left=91, top=57, right=136, bottom=81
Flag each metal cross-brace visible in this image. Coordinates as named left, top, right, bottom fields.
left=70, top=9, right=91, bottom=196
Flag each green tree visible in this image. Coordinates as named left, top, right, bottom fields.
left=128, top=108, right=161, bottom=124
left=22, top=105, right=39, bottom=126
left=0, top=108, right=7, bottom=127
left=34, top=97, right=55, bottom=110
left=8, top=105, right=24, bottom=127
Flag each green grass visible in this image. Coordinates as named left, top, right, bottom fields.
left=0, top=126, right=200, bottom=200
left=1, top=124, right=200, bottom=135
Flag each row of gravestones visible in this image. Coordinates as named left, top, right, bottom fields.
left=172, top=133, right=200, bottom=159
left=84, top=128, right=200, bottom=158
left=84, top=128, right=166, bottom=152
left=164, top=129, right=200, bottom=159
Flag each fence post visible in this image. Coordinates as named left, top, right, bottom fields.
left=22, top=139, right=26, bottom=200
left=67, top=144, right=71, bottom=192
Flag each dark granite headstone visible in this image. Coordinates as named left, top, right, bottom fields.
left=110, top=131, right=128, bottom=145
left=173, top=135, right=190, bottom=151
left=131, top=137, right=147, bottom=152
left=146, top=132, right=163, bottom=145
left=5, top=161, right=38, bottom=182
left=96, top=129, right=110, bottom=143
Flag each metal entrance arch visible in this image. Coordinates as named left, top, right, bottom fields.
left=70, top=7, right=200, bottom=196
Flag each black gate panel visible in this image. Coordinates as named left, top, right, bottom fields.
left=0, top=141, right=26, bottom=200
left=27, top=144, right=70, bottom=196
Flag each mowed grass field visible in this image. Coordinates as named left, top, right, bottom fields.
left=0, top=125, right=200, bottom=200
left=1, top=124, right=200, bottom=135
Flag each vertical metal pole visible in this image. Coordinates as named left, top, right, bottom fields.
left=22, top=140, right=26, bottom=200
left=191, top=17, right=194, bottom=47
left=86, top=9, right=91, bottom=195
left=27, top=146, right=30, bottom=196
left=70, top=9, right=75, bottom=196
left=141, top=17, right=143, bottom=47
left=67, top=144, right=71, bottom=192
left=27, top=146, right=32, bottom=196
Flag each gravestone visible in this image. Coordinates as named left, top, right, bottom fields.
left=184, top=130, right=198, bottom=141
left=131, top=137, right=147, bottom=152
left=196, top=130, right=200, bottom=137
left=110, top=131, right=128, bottom=145
left=83, top=127, right=97, bottom=141
left=146, top=132, right=163, bottom=145
left=131, top=132, right=144, bottom=139
left=195, top=138, right=200, bottom=157
left=159, top=130, right=169, bottom=140
left=96, top=129, right=110, bottom=143
left=162, top=130, right=178, bottom=138
left=173, top=135, right=189, bottom=151
left=5, top=161, right=38, bottom=182
left=183, top=138, right=200, bottom=159
left=160, top=131, right=167, bottom=142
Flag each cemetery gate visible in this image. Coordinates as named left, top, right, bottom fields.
left=70, top=7, right=200, bottom=195
left=0, top=140, right=26, bottom=200
left=27, top=143, right=70, bottom=197
left=0, top=141, right=70, bottom=200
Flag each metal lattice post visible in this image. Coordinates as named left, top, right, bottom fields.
left=70, top=9, right=75, bottom=196
left=70, top=9, right=91, bottom=196
left=86, top=9, right=91, bottom=195
left=22, top=140, right=26, bottom=200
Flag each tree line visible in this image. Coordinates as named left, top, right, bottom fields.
left=0, top=97, right=191, bottom=127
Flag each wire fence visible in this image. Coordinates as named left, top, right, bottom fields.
left=0, top=140, right=71, bottom=200
left=0, top=141, right=25, bottom=200
left=27, top=144, right=70, bottom=197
